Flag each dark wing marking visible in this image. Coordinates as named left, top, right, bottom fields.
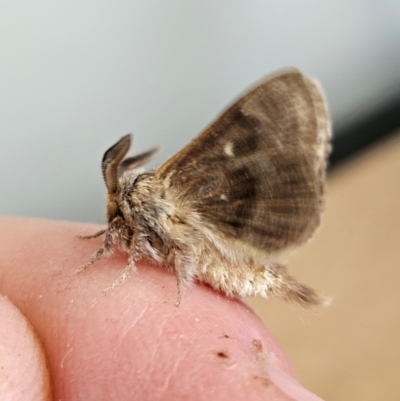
left=155, top=70, right=331, bottom=252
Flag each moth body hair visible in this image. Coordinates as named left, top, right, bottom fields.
left=77, top=69, right=331, bottom=307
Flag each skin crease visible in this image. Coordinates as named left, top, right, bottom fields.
left=0, top=217, right=325, bottom=401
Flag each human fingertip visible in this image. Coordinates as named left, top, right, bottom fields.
left=267, top=366, right=325, bottom=401
left=0, top=295, right=51, bottom=401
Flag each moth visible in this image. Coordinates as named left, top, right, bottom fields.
left=77, top=69, right=331, bottom=306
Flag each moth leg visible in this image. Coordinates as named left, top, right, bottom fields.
left=175, top=269, right=183, bottom=307
left=76, top=247, right=105, bottom=274
left=75, top=229, right=107, bottom=273
left=76, top=229, right=106, bottom=240
left=103, top=239, right=138, bottom=294
left=76, top=227, right=116, bottom=274
left=167, top=248, right=186, bottom=307
left=103, top=255, right=136, bottom=294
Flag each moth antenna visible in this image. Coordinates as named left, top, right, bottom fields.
left=119, top=147, right=160, bottom=176
left=102, top=134, right=132, bottom=195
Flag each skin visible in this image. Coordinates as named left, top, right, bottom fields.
left=0, top=217, right=325, bottom=401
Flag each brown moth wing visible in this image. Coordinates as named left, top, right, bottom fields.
left=155, top=70, right=331, bottom=253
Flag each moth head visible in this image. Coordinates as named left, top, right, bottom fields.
left=102, top=134, right=159, bottom=223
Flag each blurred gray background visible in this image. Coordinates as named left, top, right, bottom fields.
left=1, top=1, right=400, bottom=223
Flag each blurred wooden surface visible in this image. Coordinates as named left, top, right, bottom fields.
left=247, top=132, right=400, bottom=401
